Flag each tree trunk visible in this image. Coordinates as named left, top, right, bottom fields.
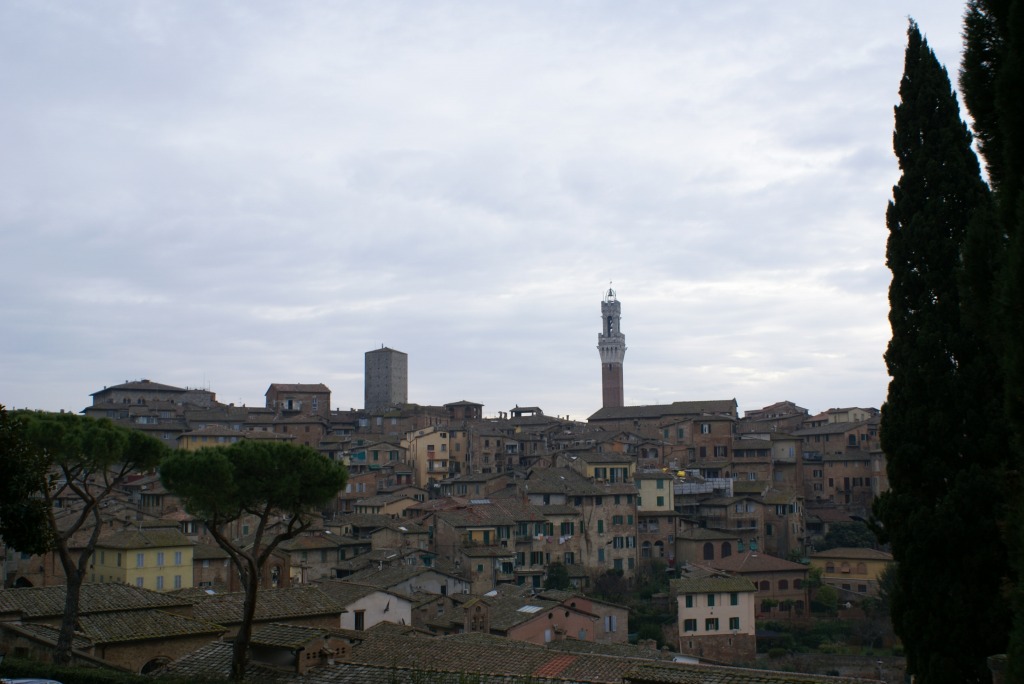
left=231, top=558, right=259, bottom=680
left=54, top=567, right=83, bottom=665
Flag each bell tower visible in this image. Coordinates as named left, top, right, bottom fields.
left=598, top=287, right=626, bottom=408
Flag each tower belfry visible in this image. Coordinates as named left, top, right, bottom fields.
left=598, top=287, right=626, bottom=408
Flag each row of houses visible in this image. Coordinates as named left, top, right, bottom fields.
left=0, top=582, right=881, bottom=683
left=80, top=382, right=885, bottom=516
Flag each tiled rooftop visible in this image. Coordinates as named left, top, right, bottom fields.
left=671, top=574, right=757, bottom=594
left=96, top=527, right=193, bottom=550
left=77, top=608, right=225, bottom=643
left=588, top=400, right=738, bottom=422
left=155, top=614, right=879, bottom=684
left=250, top=622, right=334, bottom=649
left=810, top=548, right=893, bottom=561
left=709, top=552, right=809, bottom=574
left=0, top=583, right=191, bottom=618
left=190, top=585, right=346, bottom=624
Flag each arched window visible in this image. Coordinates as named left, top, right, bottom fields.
left=778, top=579, right=789, bottom=590
left=703, top=542, right=714, bottom=560
left=759, top=580, right=770, bottom=591
left=141, top=657, right=171, bottom=675
left=856, top=562, right=867, bottom=574
left=794, top=579, right=803, bottom=589
left=825, top=562, right=835, bottom=573
left=654, top=540, right=665, bottom=558
left=721, top=541, right=732, bottom=558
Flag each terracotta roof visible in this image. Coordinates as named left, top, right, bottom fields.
left=313, top=580, right=389, bottom=606
left=96, top=527, right=193, bottom=550
left=355, top=494, right=417, bottom=508
left=0, top=622, right=92, bottom=650
left=250, top=622, right=333, bottom=648
left=525, top=468, right=608, bottom=496
left=158, top=623, right=880, bottom=684
left=0, top=583, right=191, bottom=618
left=792, top=420, right=871, bottom=436
left=671, top=574, right=757, bottom=594
left=437, top=505, right=516, bottom=528
left=192, top=542, right=231, bottom=560
left=279, top=534, right=346, bottom=552
left=77, top=608, right=225, bottom=643
left=190, top=586, right=346, bottom=624
left=344, top=565, right=463, bottom=590
left=91, top=380, right=187, bottom=395
left=708, top=552, right=809, bottom=574
left=547, top=638, right=678, bottom=661
left=266, top=383, right=332, bottom=394
left=810, top=547, right=893, bottom=561
left=588, top=400, right=738, bottom=422
left=157, top=639, right=568, bottom=683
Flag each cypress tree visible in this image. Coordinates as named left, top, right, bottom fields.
left=961, top=0, right=1024, bottom=674
left=874, top=21, right=1011, bottom=683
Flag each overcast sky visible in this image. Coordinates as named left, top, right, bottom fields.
left=1, top=1, right=971, bottom=420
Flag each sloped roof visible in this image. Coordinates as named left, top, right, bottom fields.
left=96, top=527, right=193, bottom=550
left=574, top=451, right=635, bottom=464
left=525, top=468, right=607, bottom=496
left=792, top=420, right=872, bottom=436
left=708, top=552, right=809, bottom=575
left=190, top=586, right=346, bottom=624
left=313, top=580, right=394, bottom=607
left=0, top=583, right=191, bottom=618
left=192, top=542, right=231, bottom=560
left=91, top=380, right=187, bottom=395
left=157, top=620, right=879, bottom=684
left=279, top=534, right=346, bottom=552
left=588, top=400, right=738, bottom=422
left=810, top=547, right=893, bottom=561
left=250, top=622, right=333, bottom=649
left=266, top=383, right=332, bottom=394
left=670, top=574, right=756, bottom=594
left=178, top=424, right=244, bottom=438
left=77, top=608, right=225, bottom=643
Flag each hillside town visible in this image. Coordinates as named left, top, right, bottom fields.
left=0, top=292, right=896, bottom=683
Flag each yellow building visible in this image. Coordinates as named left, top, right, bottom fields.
left=176, top=424, right=243, bottom=451
left=93, top=524, right=195, bottom=592
left=403, top=426, right=454, bottom=486
left=809, top=546, right=893, bottom=597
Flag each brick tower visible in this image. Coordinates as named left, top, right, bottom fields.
left=597, top=287, right=626, bottom=408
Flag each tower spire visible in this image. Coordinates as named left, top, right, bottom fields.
left=598, top=286, right=626, bottom=408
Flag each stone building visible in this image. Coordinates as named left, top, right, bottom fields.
left=365, top=347, right=408, bottom=410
